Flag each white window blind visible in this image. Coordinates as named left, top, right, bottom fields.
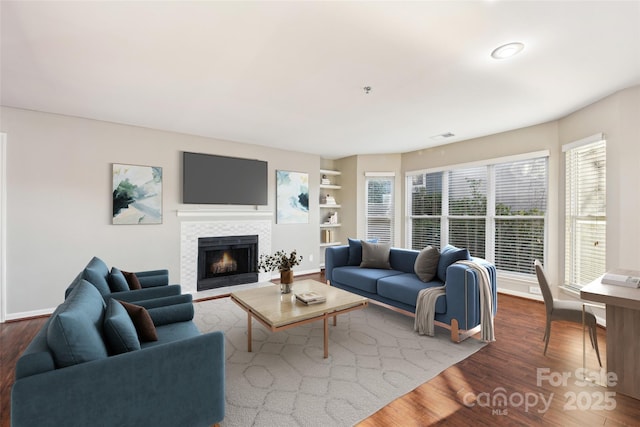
left=409, top=172, right=442, bottom=249
left=494, top=157, right=548, bottom=274
left=448, top=167, right=487, bottom=258
left=365, top=175, right=394, bottom=244
left=564, top=137, right=606, bottom=290
left=407, top=151, right=548, bottom=276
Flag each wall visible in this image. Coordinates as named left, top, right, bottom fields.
left=1, top=107, right=321, bottom=318
left=401, top=85, right=640, bottom=303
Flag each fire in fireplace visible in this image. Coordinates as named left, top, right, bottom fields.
left=197, top=235, right=258, bottom=291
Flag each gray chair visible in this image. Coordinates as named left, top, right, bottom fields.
left=534, top=260, right=602, bottom=367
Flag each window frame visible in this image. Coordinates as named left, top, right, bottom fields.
left=406, top=150, right=549, bottom=277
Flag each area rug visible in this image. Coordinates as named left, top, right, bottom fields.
left=194, top=296, right=486, bottom=427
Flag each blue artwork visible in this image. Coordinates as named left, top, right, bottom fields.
left=112, top=163, right=162, bottom=224
left=276, top=170, right=309, bottom=224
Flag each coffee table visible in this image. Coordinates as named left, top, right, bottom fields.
left=230, top=279, right=368, bottom=358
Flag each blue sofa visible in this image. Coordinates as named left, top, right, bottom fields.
left=65, top=256, right=182, bottom=303
left=11, top=279, right=225, bottom=427
left=325, top=242, right=497, bottom=342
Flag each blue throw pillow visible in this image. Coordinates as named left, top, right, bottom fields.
left=103, top=298, right=141, bottom=354
left=347, top=238, right=379, bottom=266
left=82, top=256, right=111, bottom=295
left=47, top=280, right=109, bottom=367
left=437, top=245, right=471, bottom=282
left=108, top=267, right=130, bottom=292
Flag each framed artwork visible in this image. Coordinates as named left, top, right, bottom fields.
left=112, top=163, right=163, bottom=224
left=276, top=170, right=309, bottom=224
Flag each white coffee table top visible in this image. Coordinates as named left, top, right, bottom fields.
left=230, top=279, right=368, bottom=328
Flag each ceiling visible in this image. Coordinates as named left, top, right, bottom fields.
left=2, top=1, right=639, bottom=159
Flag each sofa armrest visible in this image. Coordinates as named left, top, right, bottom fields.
left=109, top=284, right=182, bottom=303
left=325, top=245, right=350, bottom=282
left=11, top=331, right=225, bottom=427
left=444, top=261, right=497, bottom=330
left=135, top=269, right=169, bottom=288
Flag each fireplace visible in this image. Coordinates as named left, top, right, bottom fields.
left=197, top=235, right=258, bottom=291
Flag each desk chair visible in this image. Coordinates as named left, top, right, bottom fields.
left=534, top=260, right=602, bottom=367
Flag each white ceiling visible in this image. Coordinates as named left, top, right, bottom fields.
left=2, top=1, right=639, bottom=159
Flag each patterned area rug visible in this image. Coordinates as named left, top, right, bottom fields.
left=194, top=296, right=486, bottom=426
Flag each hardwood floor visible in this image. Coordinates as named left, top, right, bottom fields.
left=2, top=274, right=639, bottom=426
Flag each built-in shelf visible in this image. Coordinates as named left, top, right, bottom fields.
left=320, top=184, right=341, bottom=190
left=320, top=241, right=342, bottom=247
left=319, top=204, right=341, bottom=208
left=320, top=223, right=341, bottom=228
left=320, top=169, right=341, bottom=176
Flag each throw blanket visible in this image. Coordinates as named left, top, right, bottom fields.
left=414, top=286, right=446, bottom=336
left=414, top=260, right=495, bottom=342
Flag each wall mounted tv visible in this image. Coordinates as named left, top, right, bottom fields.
left=182, top=152, right=268, bottom=205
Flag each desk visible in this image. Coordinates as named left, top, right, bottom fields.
left=581, top=278, right=640, bottom=400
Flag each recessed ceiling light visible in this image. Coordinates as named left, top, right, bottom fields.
left=491, top=42, right=524, bottom=60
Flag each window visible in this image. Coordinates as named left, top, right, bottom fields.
left=564, top=135, right=606, bottom=290
left=366, top=174, right=394, bottom=244
left=408, top=152, right=548, bottom=276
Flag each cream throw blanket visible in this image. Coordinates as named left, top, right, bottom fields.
left=414, top=260, right=495, bottom=342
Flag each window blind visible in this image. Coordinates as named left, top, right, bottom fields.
left=365, top=175, right=394, bottom=244
left=564, top=138, right=606, bottom=290
left=448, top=167, right=487, bottom=258
left=409, top=172, right=442, bottom=249
left=494, top=157, right=547, bottom=274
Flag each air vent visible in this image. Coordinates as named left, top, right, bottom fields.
left=430, top=132, right=455, bottom=141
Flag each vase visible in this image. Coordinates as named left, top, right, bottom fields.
left=280, top=270, right=294, bottom=294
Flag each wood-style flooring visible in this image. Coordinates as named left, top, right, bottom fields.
left=2, top=273, right=639, bottom=426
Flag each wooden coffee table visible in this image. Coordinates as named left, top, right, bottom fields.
left=230, top=279, right=368, bottom=358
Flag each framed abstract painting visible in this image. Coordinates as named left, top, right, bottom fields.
left=276, top=170, right=309, bottom=224
left=112, top=163, right=163, bottom=224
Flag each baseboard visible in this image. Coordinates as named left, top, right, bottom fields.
left=498, top=287, right=544, bottom=302
left=4, top=307, right=54, bottom=322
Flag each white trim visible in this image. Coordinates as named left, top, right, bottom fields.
left=365, top=171, right=395, bottom=177
left=562, top=132, right=605, bottom=152
left=177, top=210, right=273, bottom=218
left=0, top=133, right=6, bottom=323
left=498, top=287, right=544, bottom=302
left=5, top=307, right=55, bottom=322
left=406, top=149, right=550, bottom=175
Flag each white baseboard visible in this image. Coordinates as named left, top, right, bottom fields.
left=498, top=287, right=544, bottom=302
left=4, top=307, right=54, bottom=322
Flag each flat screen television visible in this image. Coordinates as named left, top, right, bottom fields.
left=182, top=152, right=268, bottom=205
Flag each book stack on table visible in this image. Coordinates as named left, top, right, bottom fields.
left=602, top=270, right=640, bottom=288
left=296, top=291, right=327, bottom=305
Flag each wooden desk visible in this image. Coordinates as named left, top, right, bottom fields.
left=581, top=278, right=640, bottom=400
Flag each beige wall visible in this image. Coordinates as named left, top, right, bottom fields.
left=1, top=107, right=321, bottom=317
left=401, top=85, right=640, bottom=302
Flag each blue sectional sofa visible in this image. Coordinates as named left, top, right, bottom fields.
left=65, top=256, right=182, bottom=303
left=12, top=264, right=225, bottom=427
left=325, top=241, right=497, bottom=342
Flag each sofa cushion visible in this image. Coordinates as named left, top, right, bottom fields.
left=108, top=267, right=130, bottom=292
left=123, top=271, right=142, bottom=290
left=82, top=256, right=111, bottom=295
left=332, top=266, right=402, bottom=293
left=119, top=300, right=158, bottom=342
left=437, top=245, right=470, bottom=282
left=378, top=273, right=447, bottom=314
left=103, top=298, right=141, bottom=354
left=414, top=246, right=440, bottom=282
left=347, top=238, right=378, bottom=266
left=360, top=241, right=391, bottom=269
left=47, top=280, right=109, bottom=368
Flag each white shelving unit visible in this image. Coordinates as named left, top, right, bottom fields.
left=319, top=169, right=342, bottom=267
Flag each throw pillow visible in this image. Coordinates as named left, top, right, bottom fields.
left=414, top=246, right=440, bottom=282
left=436, top=245, right=471, bottom=282
left=360, top=240, right=392, bottom=269
left=122, top=271, right=142, bottom=290
left=103, top=298, right=141, bottom=354
left=347, top=237, right=378, bottom=266
left=108, top=267, right=130, bottom=292
left=118, top=300, right=158, bottom=342
left=47, top=280, right=109, bottom=367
